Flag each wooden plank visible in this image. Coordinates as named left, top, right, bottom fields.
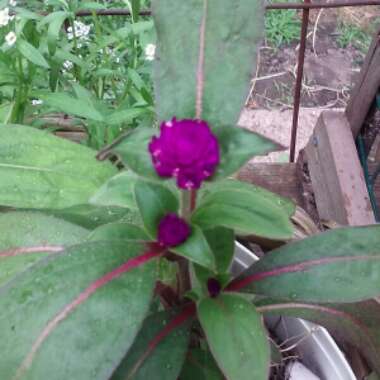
left=345, top=27, right=380, bottom=137
left=305, top=110, right=375, bottom=226
left=236, top=163, right=303, bottom=206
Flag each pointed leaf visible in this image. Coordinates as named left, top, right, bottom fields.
left=108, top=108, right=148, bottom=126
left=88, top=223, right=149, bottom=242
left=46, top=11, right=70, bottom=56
left=111, top=127, right=158, bottom=180
left=0, top=125, right=116, bottom=209
left=0, top=211, right=88, bottom=286
left=198, top=293, right=270, bottom=380
left=45, top=204, right=140, bottom=229
left=40, top=92, right=104, bottom=121
left=172, top=225, right=215, bottom=270
left=0, top=241, right=158, bottom=380
left=152, top=0, right=264, bottom=127
left=17, top=40, right=50, bottom=69
left=256, top=298, right=380, bottom=373
left=230, top=225, right=380, bottom=303
left=112, top=310, right=190, bottom=380
left=134, top=180, right=179, bottom=238
left=192, top=180, right=294, bottom=240
left=90, top=171, right=139, bottom=210
left=213, top=127, right=282, bottom=180
left=204, top=226, right=234, bottom=273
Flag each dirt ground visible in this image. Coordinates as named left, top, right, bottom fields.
left=248, top=7, right=380, bottom=110
left=242, top=5, right=380, bottom=161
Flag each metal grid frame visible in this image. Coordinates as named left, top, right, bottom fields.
left=75, top=1, right=380, bottom=162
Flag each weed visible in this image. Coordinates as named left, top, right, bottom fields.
left=337, top=23, right=371, bottom=53
left=265, top=1, right=301, bottom=47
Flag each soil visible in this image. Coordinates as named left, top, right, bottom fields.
left=246, top=6, right=380, bottom=110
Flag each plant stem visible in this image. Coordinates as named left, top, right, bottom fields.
left=177, top=189, right=198, bottom=297
left=180, top=190, right=192, bottom=221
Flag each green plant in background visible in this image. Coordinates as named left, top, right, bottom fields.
left=337, top=23, right=371, bottom=53
left=265, top=0, right=301, bottom=47
left=0, top=1, right=380, bottom=380
left=0, top=0, right=155, bottom=149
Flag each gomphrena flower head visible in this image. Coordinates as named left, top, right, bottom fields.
left=207, top=278, right=221, bottom=298
left=158, top=213, right=191, bottom=248
left=149, top=118, right=220, bottom=189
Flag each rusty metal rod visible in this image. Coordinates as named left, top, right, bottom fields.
left=289, top=0, right=310, bottom=162
left=266, top=0, right=380, bottom=9
left=72, top=1, right=380, bottom=17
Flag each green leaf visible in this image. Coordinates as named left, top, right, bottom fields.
left=111, top=127, right=158, bottom=180
left=0, top=211, right=88, bottom=285
left=198, top=293, right=270, bottom=380
left=213, top=127, right=281, bottom=180
left=192, top=180, right=294, bottom=240
left=180, top=347, right=224, bottom=380
left=55, top=49, right=87, bottom=68
left=45, top=204, right=140, bottom=229
left=112, top=310, right=190, bottom=380
left=90, top=171, right=139, bottom=210
left=17, top=40, right=50, bottom=69
left=172, top=225, right=215, bottom=270
left=234, top=225, right=380, bottom=303
left=40, top=92, right=104, bottom=121
left=0, top=211, right=88, bottom=250
left=77, top=2, right=107, bottom=10
left=108, top=108, right=148, bottom=126
left=88, top=223, right=149, bottom=242
left=204, top=226, right=234, bottom=273
left=256, top=298, right=380, bottom=373
left=0, top=125, right=117, bottom=209
left=46, top=11, right=70, bottom=56
left=0, top=241, right=157, bottom=380
left=152, top=0, right=264, bottom=127
left=131, top=0, right=141, bottom=22
left=134, top=180, right=179, bottom=238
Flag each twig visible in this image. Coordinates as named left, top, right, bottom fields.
left=312, top=8, right=324, bottom=55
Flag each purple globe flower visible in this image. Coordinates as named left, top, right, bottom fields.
left=207, top=278, right=221, bottom=298
left=148, top=118, right=220, bottom=189
left=158, top=213, right=191, bottom=247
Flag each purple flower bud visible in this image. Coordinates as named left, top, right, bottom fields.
left=207, top=278, right=221, bottom=298
left=158, top=213, right=191, bottom=247
left=148, top=118, right=220, bottom=189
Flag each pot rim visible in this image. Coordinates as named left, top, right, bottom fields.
left=232, top=241, right=356, bottom=380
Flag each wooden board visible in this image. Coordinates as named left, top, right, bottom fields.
left=345, top=26, right=380, bottom=137
left=305, top=110, right=375, bottom=226
left=236, top=163, right=303, bottom=206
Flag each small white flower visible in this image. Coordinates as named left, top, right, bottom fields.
left=0, top=7, right=11, bottom=27
left=67, top=21, right=91, bottom=41
left=32, top=99, right=43, bottom=106
left=5, top=31, right=16, bottom=46
left=9, top=0, right=17, bottom=7
left=145, top=43, right=156, bottom=61
left=63, top=60, right=73, bottom=70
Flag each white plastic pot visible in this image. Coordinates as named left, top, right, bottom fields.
left=232, top=242, right=356, bottom=380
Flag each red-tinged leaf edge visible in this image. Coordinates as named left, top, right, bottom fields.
left=0, top=246, right=64, bottom=258
left=226, top=255, right=380, bottom=292
left=14, top=250, right=162, bottom=380
left=123, top=303, right=196, bottom=380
